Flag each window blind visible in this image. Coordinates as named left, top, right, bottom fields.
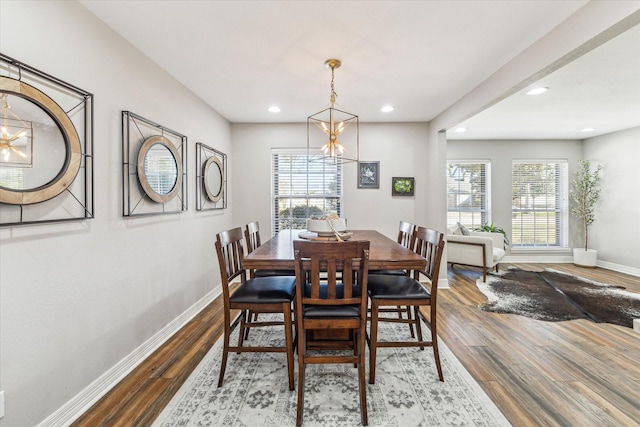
left=511, top=160, right=568, bottom=248
left=272, top=149, right=342, bottom=234
left=446, top=161, right=490, bottom=229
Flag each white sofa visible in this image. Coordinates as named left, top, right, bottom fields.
left=446, top=229, right=506, bottom=281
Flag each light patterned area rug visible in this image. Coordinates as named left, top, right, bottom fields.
left=153, top=315, right=511, bottom=426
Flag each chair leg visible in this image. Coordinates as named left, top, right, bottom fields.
left=357, top=330, right=368, bottom=426
left=243, top=309, right=259, bottom=340
left=217, top=315, right=231, bottom=387
left=283, top=302, right=295, bottom=391
left=237, top=310, right=247, bottom=353
left=431, top=307, right=444, bottom=382
left=368, top=301, right=379, bottom=384
left=296, top=355, right=306, bottom=426
left=413, top=306, right=424, bottom=350
left=406, top=305, right=415, bottom=338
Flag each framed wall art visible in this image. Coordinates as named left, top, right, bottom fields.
left=0, top=53, right=94, bottom=227
left=122, top=111, right=187, bottom=217
left=392, top=177, right=415, bottom=196
left=357, top=161, right=379, bottom=189
left=195, top=142, right=226, bottom=211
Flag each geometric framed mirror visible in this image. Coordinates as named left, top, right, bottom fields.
left=122, top=111, right=187, bottom=217
left=0, top=53, right=94, bottom=226
left=195, top=142, right=226, bottom=211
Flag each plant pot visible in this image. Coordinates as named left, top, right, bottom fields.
left=573, top=248, right=597, bottom=268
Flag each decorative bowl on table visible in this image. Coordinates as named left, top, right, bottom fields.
left=306, top=218, right=347, bottom=237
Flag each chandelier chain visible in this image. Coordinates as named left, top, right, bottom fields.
left=330, top=66, right=337, bottom=105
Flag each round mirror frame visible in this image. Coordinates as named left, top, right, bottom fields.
left=203, top=156, right=224, bottom=202
left=136, top=135, right=183, bottom=203
left=0, top=76, right=82, bottom=205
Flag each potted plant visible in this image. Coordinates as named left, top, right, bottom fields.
left=473, top=222, right=510, bottom=249
left=570, top=159, right=602, bottom=267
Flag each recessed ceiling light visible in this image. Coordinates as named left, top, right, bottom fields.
left=268, top=106, right=281, bottom=113
left=581, top=127, right=595, bottom=132
left=381, top=105, right=394, bottom=112
left=454, top=127, right=466, bottom=133
left=526, top=87, right=549, bottom=95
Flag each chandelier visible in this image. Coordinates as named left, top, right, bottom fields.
left=307, top=59, right=359, bottom=165
left=0, top=93, right=33, bottom=166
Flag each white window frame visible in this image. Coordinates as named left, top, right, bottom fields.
left=511, top=159, right=569, bottom=249
left=446, top=160, right=491, bottom=229
left=271, top=148, right=343, bottom=234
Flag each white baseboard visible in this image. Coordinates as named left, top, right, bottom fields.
left=38, top=288, right=220, bottom=427
left=596, top=260, right=640, bottom=278
left=503, top=255, right=640, bottom=278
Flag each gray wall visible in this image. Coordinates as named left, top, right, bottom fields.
left=0, top=2, right=232, bottom=426
left=585, top=127, right=640, bottom=271
left=231, top=122, right=430, bottom=242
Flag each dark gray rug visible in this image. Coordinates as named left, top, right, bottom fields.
left=476, top=268, right=640, bottom=328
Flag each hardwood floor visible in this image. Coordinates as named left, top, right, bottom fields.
left=72, top=264, right=640, bottom=427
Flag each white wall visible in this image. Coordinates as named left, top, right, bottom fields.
left=231, top=122, right=430, bottom=242
left=0, top=2, right=231, bottom=426
left=584, top=126, right=640, bottom=271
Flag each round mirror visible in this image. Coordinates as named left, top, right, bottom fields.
left=137, top=135, right=182, bottom=203
left=0, top=77, right=81, bottom=205
left=203, top=156, right=223, bottom=202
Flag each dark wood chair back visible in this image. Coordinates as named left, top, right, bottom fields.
left=397, top=220, right=416, bottom=249
left=216, top=227, right=247, bottom=289
left=413, top=226, right=445, bottom=287
left=244, top=221, right=261, bottom=254
left=294, top=240, right=370, bottom=310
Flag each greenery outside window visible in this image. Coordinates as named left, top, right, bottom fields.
left=446, top=161, right=490, bottom=229
left=511, top=160, right=568, bottom=248
left=272, top=149, right=342, bottom=234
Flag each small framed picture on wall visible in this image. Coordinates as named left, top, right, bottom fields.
left=392, top=177, right=415, bottom=196
left=358, top=161, right=380, bottom=189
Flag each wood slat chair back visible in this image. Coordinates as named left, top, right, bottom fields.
left=397, top=220, right=416, bottom=249
left=244, top=220, right=261, bottom=254
left=293, top=239, right=370, bottom=426
left=217, top=227, right=247, bottom=286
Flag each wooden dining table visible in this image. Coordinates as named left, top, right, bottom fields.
left=243, top=229, right=426, bottom=271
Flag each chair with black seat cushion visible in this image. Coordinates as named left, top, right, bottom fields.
left=293, top=240, right=370, bottom=426
left=215, top=227, right=296, bottom=390
left=369, top=220, right=417, bottom=336
left=245, top=221, right=296, bottom=278
left=367, top=226, right=445, bottom=384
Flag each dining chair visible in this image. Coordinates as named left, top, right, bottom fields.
left=293, top=240, right=370, bottom=426
left=367, top=226, right=445, bottom=384
left=369, top=220, right=417, bottom=337
left=215, top=227, right=296, bottom=390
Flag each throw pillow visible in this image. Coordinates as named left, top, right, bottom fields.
left=457, top=222, right=470, bottom=235
left=449, top=223, right=461, bottom=235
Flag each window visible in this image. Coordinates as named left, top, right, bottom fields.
left=0, top=167, right=24, bottom=190
left=272, top=149, right=342, bottom=234
left=446, top=161, right=490, bottom=229
left=511, top=160, right=568, bottom=248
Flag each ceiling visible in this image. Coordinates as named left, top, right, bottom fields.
left=79, top=1, right=640, bottom=140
